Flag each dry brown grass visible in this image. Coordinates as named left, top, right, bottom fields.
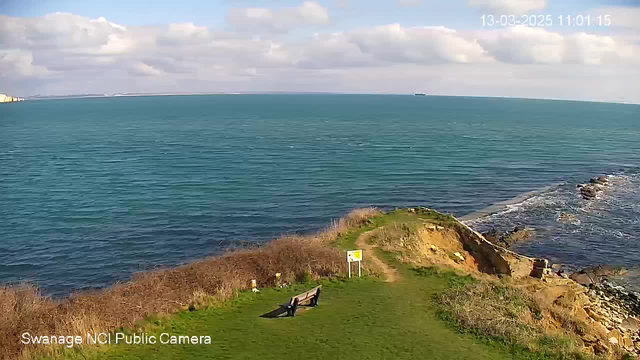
left=0, top=208, right=379, bottom=360
left=314, top=207, right=379, bottom=244
left=438, top=280, right=622, bottom=359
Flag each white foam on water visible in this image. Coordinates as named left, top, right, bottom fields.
left=466, top=169, right=640, bottom=292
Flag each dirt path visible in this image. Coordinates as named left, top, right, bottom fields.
left=355, top=229, right=399, bottom=282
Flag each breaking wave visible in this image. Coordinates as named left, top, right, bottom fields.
left=464, top=169, right=640, bottom=291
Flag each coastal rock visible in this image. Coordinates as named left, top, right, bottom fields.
left=609, top=329, right=622, bottom=342
left=499, top=226, right=535, bottom=247
left=578, top=175, right=609, bottom=200
left=590, top=176, right=609, bottom=185
left=531, top=259, right=551, bottom=279
left=586, top=307, right=605, bottom=322
left=569, top=265, right=627, bottom=286
left=557, top=212, right=579, bottom=224
left=579, top=184, right=600, bottom=199
left=455, top=221, right=538, bottom=279
left=621, top=317, right=640, bottom=332
left=570, top=272, right=595, bottom=286
left=581, top=334, right=597, bottom=343
left=593, top=341, right=610, bottom=355
left=481, top=228, right=500, bottom=243
left=481, top=226, right=535, bottom=249
left=585, top=265, right=624, bottom=277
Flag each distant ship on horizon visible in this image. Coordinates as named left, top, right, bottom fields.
left=414, top=93, right=426, bottom=96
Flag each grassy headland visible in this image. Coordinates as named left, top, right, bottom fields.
left=2, top=208, right=635, bottom=360
left=0, top=208, right=378, bottom=360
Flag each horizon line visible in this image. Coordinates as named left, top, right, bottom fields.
left=17, top=92, right=640, bottom=106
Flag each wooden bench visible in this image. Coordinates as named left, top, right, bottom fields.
left=280, top=285, right=322, bottom=317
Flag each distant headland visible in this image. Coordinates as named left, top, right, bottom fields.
left=0, top=93, right=24, bottom=103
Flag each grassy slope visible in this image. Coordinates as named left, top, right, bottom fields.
left=62, top=210, right=545, bottom=360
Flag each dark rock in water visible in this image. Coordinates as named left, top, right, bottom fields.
left=580, top=184, right=599, bottom=199
left=579, top=175, right=609, bottom=199
left=590, top=176, right=609, bottom=185
left=569, top=265, right=628, bottom=286
left=499, top=227, right=534, bottom=246
left=481, top=228, right=500, bottom=243
left=482, top=226, right=535, bottom=248
left=557, top=212, right=579, bottom=224
left=583, top=264, right=627, bottom=278
left=570, top=272, right=595, bottom=286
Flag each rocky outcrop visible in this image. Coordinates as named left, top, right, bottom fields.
left=583, top=281, right=640, bottom=355
left=526, top=273, right=640, bottom=356
left=590, top=176, right=609, bottom=185
left=569, top=265, right=628, bottom=286
left=557, top=212, right=579, bottom=224
left=455, top=220, right=538, bottom=279
left=577, top=175, right=609, bottom=200
left=399, top=208, right=542, bottom=280
left=544, top=264, right=640, bottom=355
left=413, top=208, right=640, bottom=356
left=481, top=226, right=535, bottom=248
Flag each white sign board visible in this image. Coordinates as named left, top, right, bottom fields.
left=347, top=249, right=363, bottom=263
left=346, top=250, right=363, bottom=278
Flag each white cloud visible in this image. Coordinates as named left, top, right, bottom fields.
left=468, top=0, right=547, bottom=14
left=293, top=24, right=492, bottom=69
left=477, top=26, right=638, bottom=65
left=226, top=1, right=330, bottom=33
left=397, top=0, right=423, bottom=7
left=0, top=11, right=639, bottom=103
left=588, top=7, right=640, bottom=30
left=0, top=13, right=130, bottom=51
left=0, top=49, right=50, bottom=77
left=129, top=62, right=163, bottom=77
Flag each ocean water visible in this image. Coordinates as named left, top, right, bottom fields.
left=1, top=94, right=639, bottom=296
left=466, top=172, right=640, bottom=291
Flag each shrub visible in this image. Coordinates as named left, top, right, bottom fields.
left=0, top=208, right=379, bottom=360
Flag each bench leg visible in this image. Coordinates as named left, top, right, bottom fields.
left=311, top=289, right=321, bottom=307
left=289, top=299, right=299, bottom=317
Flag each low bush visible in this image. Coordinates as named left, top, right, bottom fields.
left=0, top=208, right=378, bottom=360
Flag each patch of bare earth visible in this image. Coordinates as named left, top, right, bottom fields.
left=356, top=229, right=399, bottom=282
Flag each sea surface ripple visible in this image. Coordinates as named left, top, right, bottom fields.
left=1, top=95, right=639, bottom=296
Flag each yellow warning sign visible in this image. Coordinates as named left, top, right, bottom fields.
left=347, top=250, right=363, bottom=263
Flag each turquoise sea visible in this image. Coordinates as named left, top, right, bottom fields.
left=1, top=95, right=639, bottom=296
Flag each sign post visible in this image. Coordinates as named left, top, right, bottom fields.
left=346, top=249, right=363, bottom=278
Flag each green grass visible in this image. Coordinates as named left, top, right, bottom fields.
left=72, top=264, right=521, bottom=360
left=56, top=209, right=583, bottom=360
left=335, top=207, right=458, bottom=250
left=68, top=260, right=566, bottom=360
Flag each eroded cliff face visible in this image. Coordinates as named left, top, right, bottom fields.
left=371, top=212, right=540, bottom=280
left=381, top=210, right=640, bottom=357
left=453, top=221, right=538, bottom=279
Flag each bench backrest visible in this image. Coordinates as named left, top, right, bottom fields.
left=289, top=285, right=321, bottom=305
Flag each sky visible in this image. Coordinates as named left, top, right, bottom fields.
left=1, top=0, right=639, bottom=102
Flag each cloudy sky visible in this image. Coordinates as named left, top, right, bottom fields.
left=1, top=0, right=639, bottom=102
